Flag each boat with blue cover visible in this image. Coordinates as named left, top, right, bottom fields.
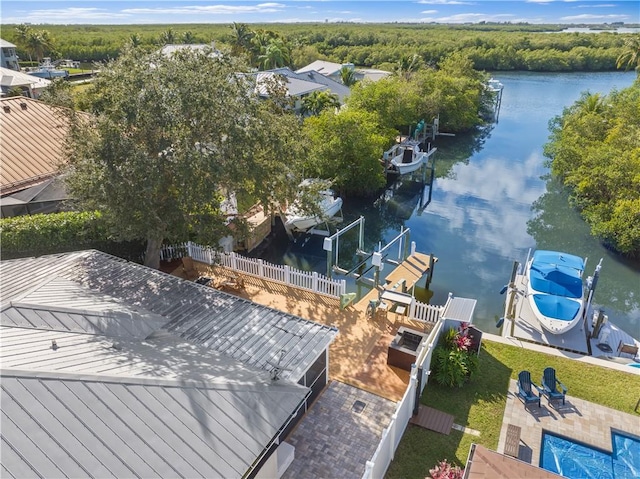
left=525, top=250, right=586, bottom=335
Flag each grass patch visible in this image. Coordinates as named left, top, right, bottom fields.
left=386, top=339, right=640, bottom=479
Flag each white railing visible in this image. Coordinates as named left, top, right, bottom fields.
left=362, top=317, right=446, bottom=479
left=161, top=241, right=346, bottom=299
left=409, top=301, right=443, bottom=323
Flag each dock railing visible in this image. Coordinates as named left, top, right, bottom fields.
left=160, top=241, right=346, bottom=298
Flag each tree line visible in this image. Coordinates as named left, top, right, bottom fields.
left=3, top=22, right=636, bottom=72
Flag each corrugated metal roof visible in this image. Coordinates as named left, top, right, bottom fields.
left=0, top=96, right=66, bottom=195
left=269, top=67, right=351, bottom=102
left=442, top=296, right=477, bottom=323
left=1, top=250, right=338, bottom=382
left=1, top=369, right=307, bottom=479
left=255, top=71, right=325, bottom=98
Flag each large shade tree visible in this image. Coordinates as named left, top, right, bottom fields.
left=63, top=45, right=305, bottom=268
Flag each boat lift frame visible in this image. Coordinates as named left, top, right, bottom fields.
left=323, top=215, right=412, bottom=289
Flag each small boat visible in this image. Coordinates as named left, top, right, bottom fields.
left=284, top=179, right=343, bottom=233
left=525, top=250, right=586, bottom=335
left=384, top=141, right=435, bottom=175
left=27, top=58, right=69, bottom=79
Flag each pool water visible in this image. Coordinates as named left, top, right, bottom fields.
left=541, top=432, right=640, bottom=479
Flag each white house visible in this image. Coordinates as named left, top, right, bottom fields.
left=0, top=38, right=20, bottom=71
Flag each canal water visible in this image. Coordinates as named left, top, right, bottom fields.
left=256, top=71, right=639, bottom=339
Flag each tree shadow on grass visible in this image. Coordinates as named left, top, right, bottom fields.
left=386, top=343, right=512, bottom=479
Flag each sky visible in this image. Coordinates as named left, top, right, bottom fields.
left=1, top=0, right=638, bottom=25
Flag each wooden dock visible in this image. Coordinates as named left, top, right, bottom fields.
left=383, top=252, right=436, bottom=292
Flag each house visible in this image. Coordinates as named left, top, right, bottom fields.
left=160, top=43, right=220, bottom=58
left=268, top=67, right=351, bottom=103
left=296, top=60, right=353, bottom=83
left=0, top=96, right=70, bottom=217
left=0, top=66, right=51, bottom=98
left=1, top=38, right=20, bottom=71
left=0, top=250, right=338, bottom=478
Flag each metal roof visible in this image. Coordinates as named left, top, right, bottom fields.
left=269, top=67, right=351, bottom=102
left=442, top=296, right=477, bottom=323
left=255, top=71, right=326, bottom=98
left=0, top=250, right=334, bottom=478
left=1, top=368, right=307, bottom=479
left=0, top=96, right=64, bottom=195
left=296, top=60, right=344, bottom=76
left=0, top=250, right=338, bottom=382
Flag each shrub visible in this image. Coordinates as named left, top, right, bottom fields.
left=432, top=325, right=479, bottom=388
left=0, top=211, right=144, bottom=261
left=428, top=459, right=464, bottom=479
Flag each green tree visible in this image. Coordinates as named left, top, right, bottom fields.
left=616, top=34, right=640, bottom=72
left=182, top=31, right=196, bottom=44
left=544, top=82, right=640, bottom=257
left=61, top=45, right=305, bottom=268
left=301, top=90, right=341, bottom=116
left=229, top=22, right=254, bottom=56
left=258, top=37, right=291, bottom=70
left=158, top=28, right=176, bottom=45
left=302, top=109, right=389, bottom=196
left=127, top=33, right=142, bottom=48
left=339, top=65, right=357, bottom=86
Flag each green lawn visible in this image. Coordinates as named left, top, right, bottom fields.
left=386, top=339, right=640, bottom=479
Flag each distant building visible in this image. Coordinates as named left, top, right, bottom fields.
left=160, top=43, right=220, bottom=58
left=0, top=38, right=20, bottom=71
left=296, top=60, right=391, bottom=84
left=0, top=66, right=50, bottom=98
left=0, top=97, right=71, bottom=217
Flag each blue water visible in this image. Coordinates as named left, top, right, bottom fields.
left=259, top=71, right=640, bottom=339
left=541, top=432, right=640, bottom=479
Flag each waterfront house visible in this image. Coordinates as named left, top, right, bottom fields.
left=0, top=38, right=20, bottom=71
left=0, top=250, right=337, bottom=478
left=0, top=66, right=51, bottom=99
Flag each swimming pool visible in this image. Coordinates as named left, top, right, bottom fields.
left=541, top=431, right=640, bottom=479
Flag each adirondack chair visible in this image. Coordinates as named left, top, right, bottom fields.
left=516, top=370, right=541, bottom=408
left=541, top=367, right=567, bottom=405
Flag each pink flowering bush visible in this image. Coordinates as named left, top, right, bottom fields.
left=428, top=459, right=464, bottom=479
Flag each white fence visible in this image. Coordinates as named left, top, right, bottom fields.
left=409, top=301, right=443, bottom=323
left=160, top=241, right=346, bottom=299
left=361, top=300, right=448, bottom=479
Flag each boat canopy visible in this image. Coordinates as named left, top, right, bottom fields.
left=531, top=294, right=581, bottom=322
left=529, top=263, right=584, bottom=298
left=532, top=250, right=585, bottom=272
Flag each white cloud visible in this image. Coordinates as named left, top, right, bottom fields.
left=122, top=3, right=286, bottom=15
left=435, top=12, right=516, bottom=23
left=526, top=0, right=554, bottom=3
left=11, top=7, right=131, bottom=22
left=561, top=13, right=629, bottom=21
left=576, top=3, right=616, bottom=7
left=421, top=10, right=438, bottom=14
left=417, top=0, right=474, bottom=4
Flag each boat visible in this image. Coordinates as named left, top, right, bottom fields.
left=383, top=141, right=434, bottom=176
left=283, top=179, right=343, bottom=233
left=27, top=58, right=69, bottom=79
left=500, top=249, right=640, bottom=361
left=525, top=250, right=586, bottom=335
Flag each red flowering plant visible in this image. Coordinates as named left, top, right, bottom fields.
left=428, top=459, right=464, bottom=479
left=433, top=324, right=479, bottom=387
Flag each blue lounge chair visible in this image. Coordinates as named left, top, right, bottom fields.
left=517, top=370, right=541, bottom=407
left=541, top=367, right=567, bottom=405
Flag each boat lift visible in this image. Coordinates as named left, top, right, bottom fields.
left=323, top=215, right=413, bottom=289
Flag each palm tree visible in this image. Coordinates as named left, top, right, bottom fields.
left=339, top=66, right=357, bottom=86
left=159, top=28, right=176, bottom=46
left=576, top=92, right=605, bottom=114
left=14, top=24, right=33, bottom=62
left=127, top=33, right=142, bottom=48
left=301, top=90, right=341, bottom=116
left=259, top=38, right=291, bottom=70
left=229, top=22, right=253, bottom=55
left=395, top=53, right=421, bottom=79
left=616, top=35, right=640, bottom=72
left=27, top=30, right=54, bottom=62
left=182, top=31, right=196, bottom=44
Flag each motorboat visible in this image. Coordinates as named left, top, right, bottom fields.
left=384, top=141, right=435, bottom=175
left=525, top=250, right=586, bottom=335
left=27, top=58, right=69, bottom=79
left=284, top=179, right=343, bottom=233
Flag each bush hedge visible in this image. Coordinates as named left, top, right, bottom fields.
left=0, top=211, right=145, bottom=261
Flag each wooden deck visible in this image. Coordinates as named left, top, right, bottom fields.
left=409, top=405, right=454, bottom=435
left=383, top=252, right=436, bottom=292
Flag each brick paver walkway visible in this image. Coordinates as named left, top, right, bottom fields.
left=282, top=381, right=396, bottom=479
